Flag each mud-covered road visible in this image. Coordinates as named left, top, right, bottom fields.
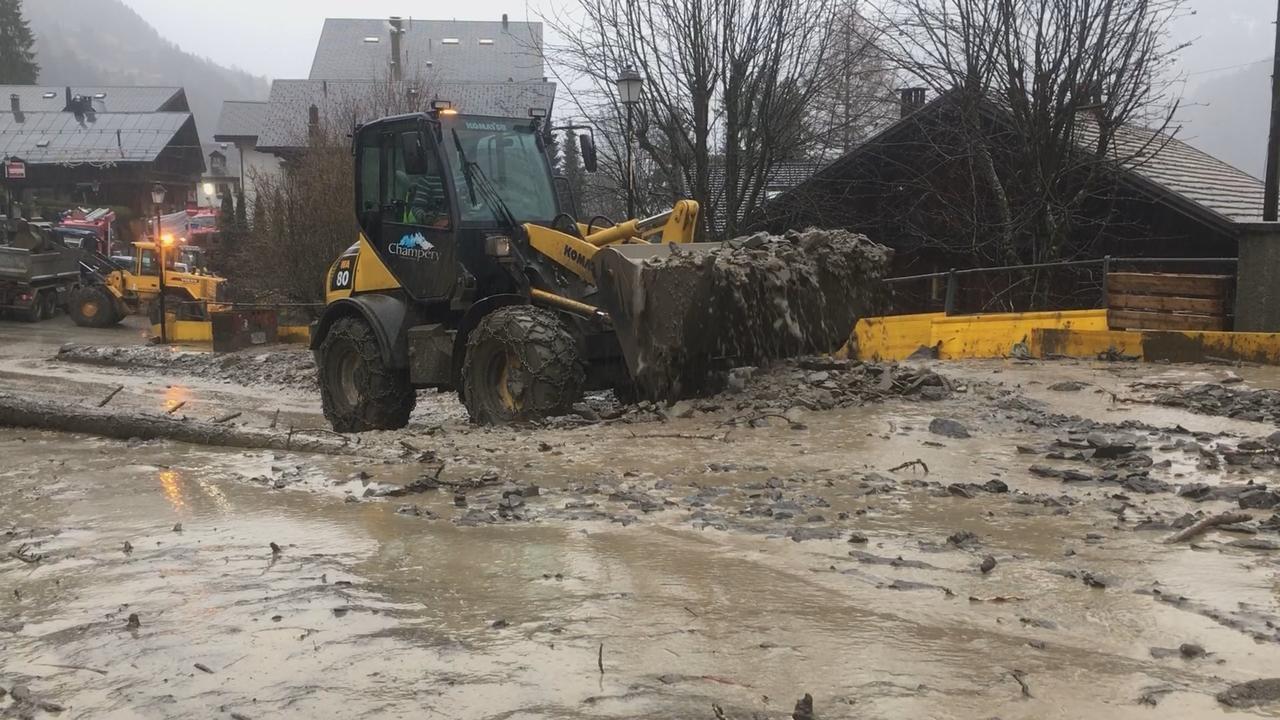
left=3, top=317, right=1280, bottom=719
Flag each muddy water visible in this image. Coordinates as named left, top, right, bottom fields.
left=4, top=388, right=1280, bottom=718
left=4, top=320, right=1280, bottom=717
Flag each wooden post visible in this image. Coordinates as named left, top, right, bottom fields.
left=943, top=268, right=958, bottom=316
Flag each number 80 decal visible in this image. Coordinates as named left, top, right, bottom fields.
left=331, top=258, right=355, bottom=291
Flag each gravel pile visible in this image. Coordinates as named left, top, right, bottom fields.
left=56, top=343, right=318, bottom=390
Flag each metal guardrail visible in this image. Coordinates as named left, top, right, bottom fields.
left=883, top=255, right=1239, bottom=316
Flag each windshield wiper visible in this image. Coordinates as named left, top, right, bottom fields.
left=450, top=128, right=519, bottom=230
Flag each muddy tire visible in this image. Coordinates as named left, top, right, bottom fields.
left=69, top=287, right=119, bottom=328
left=462, top=306, right=584, bottom=425
left=39, top=291, right=58, bottom=320
left=19, top=291, right=42, bottom=322
left=319, top=316, right=415, bottom=432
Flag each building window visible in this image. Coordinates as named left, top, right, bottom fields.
left=442, top=37, right=460, bottom=45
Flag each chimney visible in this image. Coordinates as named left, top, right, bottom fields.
left=502, top=13, right=509, bottom=28
left=899, top=87, right=926, bottom=118
left=389, top=16, right=403, bottom=82
left=10, top=93, right=21, bottom=121
left=308, top=104, right=320, bottom=139
left=64, top=86, right=73, bottom=111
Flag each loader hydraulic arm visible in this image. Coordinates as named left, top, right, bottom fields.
left=582, top=199, right=699, bottom=247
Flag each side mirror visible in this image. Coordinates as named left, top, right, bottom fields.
left=579, top=133, right=598, bottom=173
left=401, top=131, right=431, bottom=175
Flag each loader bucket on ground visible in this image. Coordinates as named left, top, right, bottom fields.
left=591, top=229, right=892, bottom=400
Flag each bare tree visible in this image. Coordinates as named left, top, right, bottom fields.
left=868, top=0, right=1187, bottom=267
left=805, top=2, right=899, bottom=159
left=546, top=0, right=873, bottom=237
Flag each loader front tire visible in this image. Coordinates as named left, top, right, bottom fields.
left=319, top=316, right=415, bottom=432
left=462, top=306, right=584, bottom=425
left=70, top=287, right=121, bottom=328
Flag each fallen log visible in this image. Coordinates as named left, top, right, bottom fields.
left=0, top=391, right=362, bottom=456
left=1163, top=511, right=1252, bottom=544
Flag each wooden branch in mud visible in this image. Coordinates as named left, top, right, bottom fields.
left=96, top=385, right=123, bottom=407
left=1163, top=512, right=1252, bottom=544
left=0, top=392, right=361, bottom=456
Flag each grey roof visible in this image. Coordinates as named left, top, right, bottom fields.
left=0, top=111, right=196, bottom=164
left=0, top=85, right=187, bottom=113
left=1106, top=123, right=1264, bottom=224
left=257, top=79, right=556, bottom=150
left=708, top=161, right=825, bottom=233
left=214, top=100, right=269, bottom=141
left=309, top=18, right=544, bottom=83
left=202, top=142, right=242, bottom=179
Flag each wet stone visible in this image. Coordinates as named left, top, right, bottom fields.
left=1239, top=489, right=1280, bottom=510
left=980, top=555, right=997, bottom=574
left=929, top=417, right=970, bottom=439
left=788, top=527, right=842, bottom=542
left=1180, top=643, right=1207, bottom=659
left=1080, top=571, right=1111, bottom=589
left=1088, top=433, right=1137, bottom=459
left=1115, top=474, right=1163, bottom=494
left=1049, top=381, right=1087, bottom=392
left=1217, top=678, right=1280, bottom=708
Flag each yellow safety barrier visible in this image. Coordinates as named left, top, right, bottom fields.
left=149, top=319, right=213, bottom=343
left=852, top=309, right=1109, bottom=361
left=853, top=309, right=1280, bottom=366
left=278, top=325, right=312, bottom=344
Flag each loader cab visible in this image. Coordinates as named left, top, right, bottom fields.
left=352, top=112, right=560, bottom=303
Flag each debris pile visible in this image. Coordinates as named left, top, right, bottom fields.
left=707, top=357, right=954, bottom=415
left=56, top=343, right=317, bottom=389
left=602, top=227, right=892, bottom=398
left=1155, top=383, right=1280, bottom=423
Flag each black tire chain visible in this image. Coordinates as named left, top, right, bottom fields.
left=320, top=316, right=415, bottom=431
left=463, top=306, right=585, bottom=423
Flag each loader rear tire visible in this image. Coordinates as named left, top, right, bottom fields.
left=319, top=316, right=415, bottom=432
left=462, top=306, right=584, bottom=425
left=70, top=287, right=120, bottom=328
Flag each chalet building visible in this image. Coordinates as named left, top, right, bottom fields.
left=757, top=91, right=1264, bottom=312
left=0, top=85, right=205, bottom=239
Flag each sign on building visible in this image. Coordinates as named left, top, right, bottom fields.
left=4, top=160, right=26, bottom=180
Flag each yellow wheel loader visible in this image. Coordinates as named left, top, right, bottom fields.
left=312, top=110, right=874, bottom=430
left=69, top=239, right=228, bottom=328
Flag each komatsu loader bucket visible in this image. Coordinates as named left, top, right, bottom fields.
left=591, top=229, right=892, bottom=400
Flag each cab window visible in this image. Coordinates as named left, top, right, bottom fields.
left=387, top=130, right=449, bottom=228
left=139, top=249, right=158, bottom=276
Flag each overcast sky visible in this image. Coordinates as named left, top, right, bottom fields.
left=116, top=0, right=1274, bottom=83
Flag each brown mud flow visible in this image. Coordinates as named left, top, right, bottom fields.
left=5, top=353, right=1280, bottom=718
left=594, top=228, right=891, bottom=399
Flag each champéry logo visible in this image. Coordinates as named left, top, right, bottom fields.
left=389, top=231, right=440, bottom=261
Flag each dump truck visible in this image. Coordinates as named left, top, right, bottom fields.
left=311, top=109, right=883, bottom=430
left=0, top=231, right=80, bottom=322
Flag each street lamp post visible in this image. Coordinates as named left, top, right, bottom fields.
left=615, top=66, right=644, bottom=220
left=151, top=184, right=167, bottom=344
